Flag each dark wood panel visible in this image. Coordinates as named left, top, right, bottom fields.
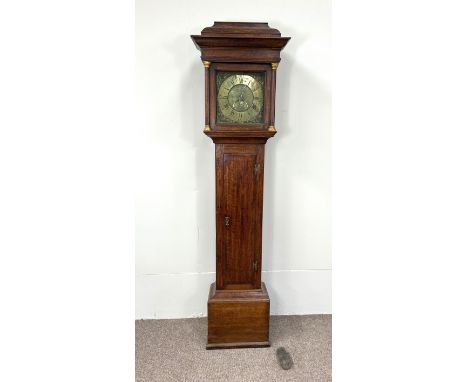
left=215, top=143, right=265, bottom=290
left=223, top=152, right=256, bottom=288
left=215, top=144, right=224, bottom=289
left=221, top=144, right=262, bottom=289
left=207, top=282, right=270, bottom=348
left=208, top=301, right=269, bottom=343
left=200, top=48, right=281, bottom=64
left=191, top=22, right=289, bottom=63
left=205, top=131, right=276, bottom=145
left=200, top=22, right=281, bottom=38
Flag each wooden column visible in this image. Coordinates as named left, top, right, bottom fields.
left=203, top=60, right=211, bottom=132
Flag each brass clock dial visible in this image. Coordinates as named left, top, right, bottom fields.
left=216, top=72, right=264, bottom=124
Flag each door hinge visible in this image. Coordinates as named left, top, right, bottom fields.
left=254, top=163, right=261, bottom=176
left=253, top=260, right=258, bottom=272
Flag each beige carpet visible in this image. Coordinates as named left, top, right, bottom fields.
left=136, top=315, right=332, bottom=382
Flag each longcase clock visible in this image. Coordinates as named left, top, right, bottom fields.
left=191, top=22, right=290, bottom=349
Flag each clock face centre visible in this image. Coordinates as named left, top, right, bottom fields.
left=228, top=84, right=254, bottom=112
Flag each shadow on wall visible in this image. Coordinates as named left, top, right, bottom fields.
left=264, top=49, right=331, bottom=307
left=262, top=25, right=331, bottom=272
left=174, top=34, right=216, bottom=312
left=160, top=27, right=330, bottom=311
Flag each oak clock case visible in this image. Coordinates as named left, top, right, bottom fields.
left=191, top=22, right=290, bottom=350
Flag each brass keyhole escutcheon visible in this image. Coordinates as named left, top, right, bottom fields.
left=224, top=216, right=231, bottom=226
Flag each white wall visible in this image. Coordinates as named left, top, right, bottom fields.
left=135, top=0, right=331, bottom=319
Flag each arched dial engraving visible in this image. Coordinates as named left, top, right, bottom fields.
left=216, top=73, right=264, bottom=124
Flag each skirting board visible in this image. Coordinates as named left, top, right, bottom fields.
left=136, top=270, right=331, bottom=319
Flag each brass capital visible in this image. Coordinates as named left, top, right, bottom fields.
left=203, top=125, right=212, bottom=132
left=268, top=125, right=276, bottom=132
left=202, top=60, right=211, bottom=68
left=271, top=62, right=279, bottom=70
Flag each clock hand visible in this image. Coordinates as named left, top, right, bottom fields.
left=239, top=91, right=249, bottom=108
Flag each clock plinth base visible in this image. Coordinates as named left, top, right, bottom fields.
left=206, top=282, right=270, bottom=350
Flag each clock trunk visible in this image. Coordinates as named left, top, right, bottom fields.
left=216, top=143, right=264, bottom=290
